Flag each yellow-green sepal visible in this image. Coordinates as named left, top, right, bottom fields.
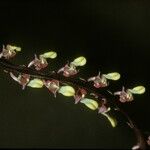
left=103, top=72, right=120, bottom=80
left=80, top=98, right=98, bottom=110
left=71, top=56, right=87, bottom=66
left=58, top=86, right=75, bottom=97
left=128, top=86, right=146, bottom=94
left=102, top=113, right=117, bottom=128
left=40, top=51, right=57, bottom=59
left=7, top=45, right=21, bottom=52
left=27, top=79, right=44, bottom=88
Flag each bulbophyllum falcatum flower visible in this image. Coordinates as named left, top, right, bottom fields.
left=0, top=43, right=148, bottom=150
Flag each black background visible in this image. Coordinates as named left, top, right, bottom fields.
left=0, top=0, right=150, bottom=149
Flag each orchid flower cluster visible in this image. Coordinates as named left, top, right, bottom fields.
left=0, top=44, right=149, bottom=149
left=0, top=44, right=146, bottom=125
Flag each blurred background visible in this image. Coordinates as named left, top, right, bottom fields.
left=0, top=0, right=149, bottom=149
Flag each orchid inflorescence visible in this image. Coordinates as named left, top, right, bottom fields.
left=0, top=44, right=149, bottom=150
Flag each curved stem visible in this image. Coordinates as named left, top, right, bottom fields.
left=0, top=58, right=148, bottom=149
left=115, top=107, right=147, bottom=150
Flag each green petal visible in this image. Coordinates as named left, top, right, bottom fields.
left=102, top=113, right=117, bottom=127
left=128, top=86, right=146, bottom=94
left=15, top=47, right=21, bottom=52
left=7, top=45, right=21, bottom=52
left=58, top=86, right=75, bottom=97
left=72, top=56, right=87, bottom=66
left=40, top=51, right=57, bottom=59
left=80, top=98, right=98, bottom=110
left=27, top=79, right=44, bottom=88
left=103, top=72, right=120, bottom=80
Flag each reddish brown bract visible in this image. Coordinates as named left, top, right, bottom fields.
left=28, top=54, right=48, bottom=70
left=88, top=73, right=108, bottom=88
left=10, top=72, right=30, bottom=90
left=74, top=88, right=87, bottom=104
left=0, top=45, right=16, bottom=59
left=43, top=79, right=60, bottom=97
left=57, top=63, right=78, bottom=77
left=114, top=87, right=133, bottom=103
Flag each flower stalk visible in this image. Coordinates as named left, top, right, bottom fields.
left=0, top=44, right=149, bottom=149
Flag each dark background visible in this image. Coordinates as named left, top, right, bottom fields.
left=0, top=0, right=150, bottom=149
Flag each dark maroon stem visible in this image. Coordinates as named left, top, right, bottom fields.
left=115, top=107, right=147, bottom=150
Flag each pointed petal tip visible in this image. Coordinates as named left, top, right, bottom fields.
left=101, top=113, right=117, bottom=127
